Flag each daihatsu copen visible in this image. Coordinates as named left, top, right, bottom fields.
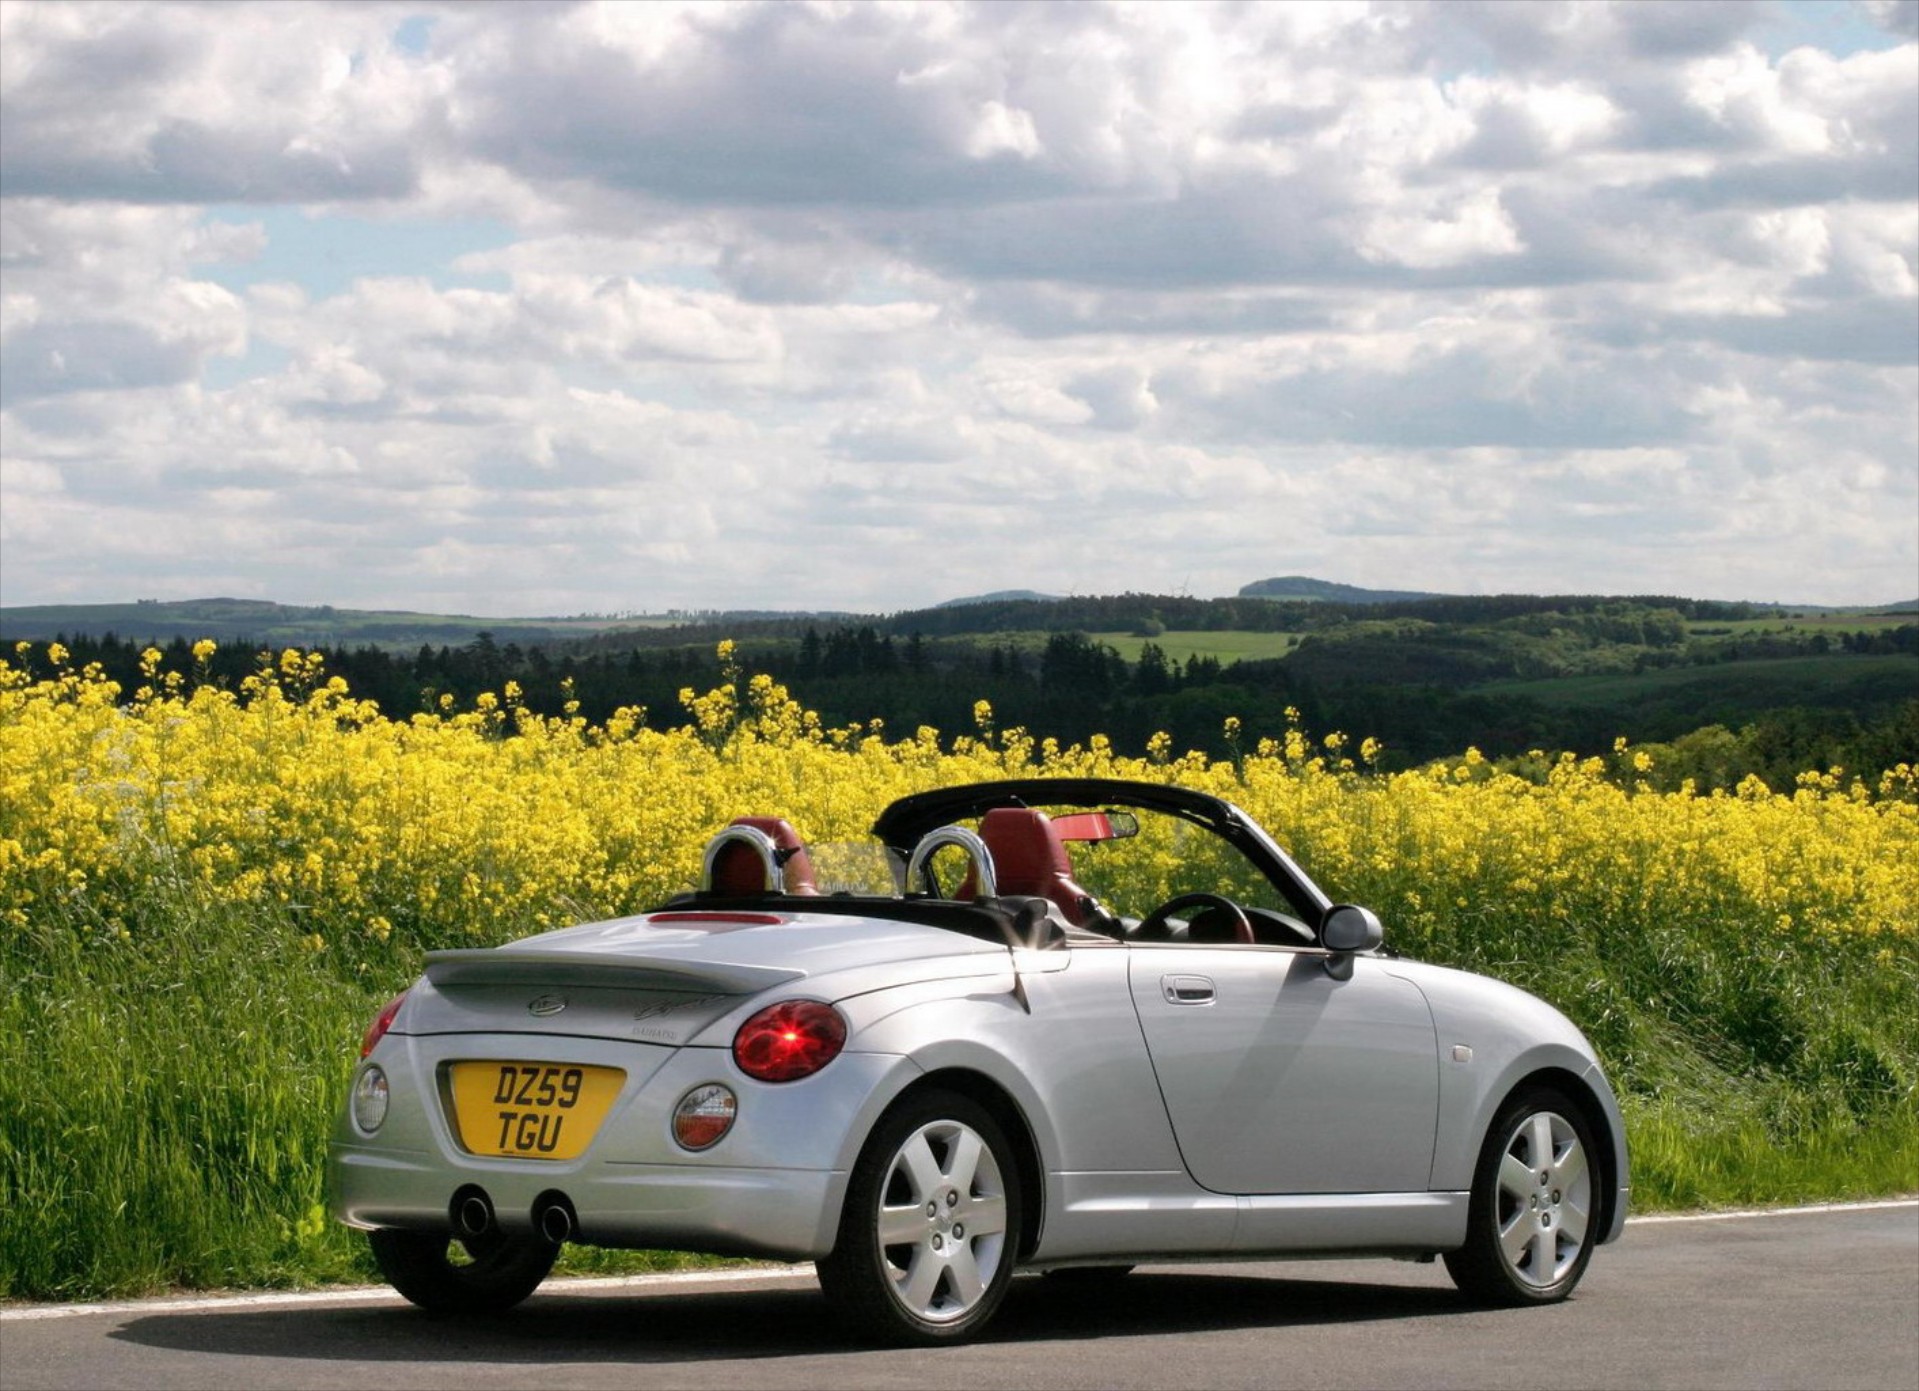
left=331, top=778, right=1627, bottom=1344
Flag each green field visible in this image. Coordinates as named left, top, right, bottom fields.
left=1092, top=630, right=1302, bottom=664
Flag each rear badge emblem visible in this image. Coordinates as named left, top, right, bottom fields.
left=527, top=994, right=568, bottom=1017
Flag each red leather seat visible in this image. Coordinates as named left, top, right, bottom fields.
left=961, top=808, right=1099, bottom=926
left=708, top=816, right=820, bottom=896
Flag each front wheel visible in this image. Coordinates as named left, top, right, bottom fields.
left=1445, top=1087, right=1598, bottom=1305
left=368, top=1228, right=559, bottom=1315
left=818, top=1090, right=1022, bottom=1345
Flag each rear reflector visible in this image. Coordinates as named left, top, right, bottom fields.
left=672, top=1084, right=738, bottom=1150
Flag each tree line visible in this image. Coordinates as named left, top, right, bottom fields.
left=30, top=616, right=1918, bottom=796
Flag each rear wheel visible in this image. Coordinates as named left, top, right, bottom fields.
left=368, top=1228, right=559, bottom=1315
left=818, top=1090, right=1022, bottom=1345
left=1445, top=1087, right=1598, bottom=1305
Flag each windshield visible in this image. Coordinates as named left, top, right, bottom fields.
left=1029, top=806, right=1291, bottom=923
left=896, top=803, right=1301, bottom=929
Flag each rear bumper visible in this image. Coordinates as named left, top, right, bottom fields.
left=328, top=1142, right=840, bottom=1259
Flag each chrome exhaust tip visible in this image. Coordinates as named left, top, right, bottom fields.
left=534, top=1192, right=575, bottom=1244
left=453, top=1187, right=495, bottom=1238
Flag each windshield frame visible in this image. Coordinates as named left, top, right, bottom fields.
left=871, top=778, right=1334, bottom=926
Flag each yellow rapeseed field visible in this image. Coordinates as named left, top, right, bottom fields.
left=3, top=640, right=1914, bottom=962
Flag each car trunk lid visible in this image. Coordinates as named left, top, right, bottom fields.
left=399, top=906, right=1004, bottom=1045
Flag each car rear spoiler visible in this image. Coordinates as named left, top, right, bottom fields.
left=424, top=949, right=803, bottom=997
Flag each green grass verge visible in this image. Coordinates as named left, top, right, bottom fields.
left=0, top=902, right=375, bottom=1297
left=1625, top=1095, right=1919, bottom=1209
left=0, top=901, right=717, bottom=1298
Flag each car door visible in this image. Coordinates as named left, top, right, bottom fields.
left=1127, top=944, right=1439, bottom=1194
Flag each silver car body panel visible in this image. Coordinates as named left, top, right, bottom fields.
left=1384, top=958, right=1631, bottom=1243
left=1127, top=945, right=1439, bottom=1194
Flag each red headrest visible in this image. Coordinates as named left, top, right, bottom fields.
left=715, top=815, right=818, bottom=896
left=960, top=808, right=1096, bottom=926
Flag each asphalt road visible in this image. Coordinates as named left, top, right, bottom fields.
left=4, top=1203, right=1915, bottom=1391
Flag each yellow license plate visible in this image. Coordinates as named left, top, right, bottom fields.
left=448, top=1062, right=625, bottom=1161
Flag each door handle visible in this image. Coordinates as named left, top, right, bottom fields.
left=1161, top=974, right=1215, bottom=1005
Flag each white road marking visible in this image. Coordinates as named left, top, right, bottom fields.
left=5, top=1198, right=1913, bottom=1323
left=1625, top=1197, right=1918, bottom=1225
left=0, top=1263, right=817, bottom=1322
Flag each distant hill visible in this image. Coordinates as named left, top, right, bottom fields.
left=936, top=590, right=1061, bottom=608
left=0, top=596, right=874, bottom=652
left=1239, top=576, right=1442, bottom=605
left=7, top=586, right=1908, bottom=653
left=0, top=597, right=651, bottom=649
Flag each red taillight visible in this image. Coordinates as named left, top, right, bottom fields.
left=360, top=991, right=408, bottom=1058
left=732, top=1000, right=846, bottom=1082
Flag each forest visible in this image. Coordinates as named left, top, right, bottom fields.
left=21, top=590, right=1916, bottom=795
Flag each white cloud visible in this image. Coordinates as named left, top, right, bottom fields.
left=0, top=1, right=439, bottom=203
left=982, top=373, right=1095, bottom=428
left=1358, top=186, right=1527, bottom=269
left=1, top=201, right=250, bottom=405
left=1861, top=0, right=1919, bottom=39
left=965, top=100, right=1043, bottom=161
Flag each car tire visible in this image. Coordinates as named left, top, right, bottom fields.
left=367, top=1227, right=559, bottom=1315
left=818, top=1089, right=1023, bottom=1345
left=1445, top=1086, right=1599, bottom=1305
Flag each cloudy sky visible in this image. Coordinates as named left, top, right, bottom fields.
left=2, top=0, right=1914, bottom=615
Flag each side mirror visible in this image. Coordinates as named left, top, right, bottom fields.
left=1321, top=904, right=1383, bottom=981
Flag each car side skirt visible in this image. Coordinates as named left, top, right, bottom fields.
left=1035, top=1173, right=1468, bottom=1261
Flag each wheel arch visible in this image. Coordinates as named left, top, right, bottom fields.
left=876, top=1067, right=1047, bottom=1262
left=1497, top=1064, right=1626, bottom=1247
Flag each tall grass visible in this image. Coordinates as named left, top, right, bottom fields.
left=1, top=899, right=376, bottom=1295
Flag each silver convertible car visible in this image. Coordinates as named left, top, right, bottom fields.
left=330, top=778, right=1628, bottom=1344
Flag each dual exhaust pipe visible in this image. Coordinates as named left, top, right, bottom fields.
left=451, top=1185, right=575, bottom=1245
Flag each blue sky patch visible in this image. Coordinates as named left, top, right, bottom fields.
left=197, top=208, right=515, bottom=300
